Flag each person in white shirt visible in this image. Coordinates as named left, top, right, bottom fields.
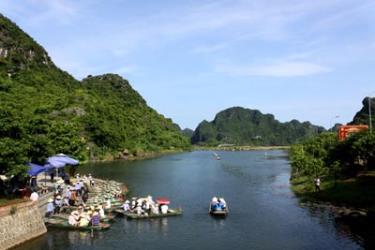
left=30, top=190, right=39, bottom=202
left=123, top=200, right=130, bottom=212
left=68, top=211, right=80, bottom=226
left=160, top=204, right=168, bottom=214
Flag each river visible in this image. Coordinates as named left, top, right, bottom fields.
left=17, top=150, right=364, bottom=249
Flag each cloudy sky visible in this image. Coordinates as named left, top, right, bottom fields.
left=1, top=0, right=374, bottom=129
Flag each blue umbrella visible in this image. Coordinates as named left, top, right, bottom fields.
left=47, top=154, right=79, bottom=179
left=27, top=163, right=54, bottom=187
left=27, top=163, right=47, bottom=176
left=47, top=154, right=79, bottom=167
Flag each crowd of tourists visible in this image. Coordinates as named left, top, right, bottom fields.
left=45, top=173, right=96, bottom=217
left=41, top=173, right=127, bottom=228
left=67, top=204, right=107, bottom=227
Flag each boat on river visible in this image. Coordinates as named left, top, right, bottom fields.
left=45, top=217, right=111, bottom=231
left=213, top=152, right=221, bottom=160
left=209, top=197, right=228, bottom=217
left=119, top=208, right=183, bottom=219
left=49, top=213, right=115, bottom=223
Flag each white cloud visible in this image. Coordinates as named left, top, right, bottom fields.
left=0, top=0, right=84, bottom=26
left=1, top=0, right=373, bottom=79
left=216, top=61, right=331, bottom=77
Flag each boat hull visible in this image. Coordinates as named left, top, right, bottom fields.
left=45, top=218, right=110, bottom=231
left=121, top=208, right=183, bottom=220
left=209, top=203, right=228, bottom=216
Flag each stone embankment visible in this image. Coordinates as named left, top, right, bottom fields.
left=0, top=200, right=47, bottom=250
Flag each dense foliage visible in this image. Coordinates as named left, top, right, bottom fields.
left=81, top=74, right=190, bottom=155
left=0, top=14, right=189, bottom=177
left=290, top=132, right=375, bottom=180
left=191, top=107, right=325, bottom=146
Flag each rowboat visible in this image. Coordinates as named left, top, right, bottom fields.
left=209, top=202, right=228, bottom=217
left=209, top=207, right=228, bottom=216
left=45, top=217, right=111, bottom=231
left=49, top=213, right=115, bottom=223
left=121, top=208, right=183, bottom=220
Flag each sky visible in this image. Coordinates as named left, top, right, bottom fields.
left=1, top=0, right=374, bottom=130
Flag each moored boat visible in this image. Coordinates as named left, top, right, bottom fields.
left=45, top=217, right=111, bottom=231
left=49, top=213, right=115, bottom=223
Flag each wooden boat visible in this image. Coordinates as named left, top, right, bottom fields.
left=45, top=217, right=111, bottom=231
left=50, top=213, right=115, bottom=223
left=122, top=208, right=183, bottom=220
left=209, top=203, right=228, bottom=216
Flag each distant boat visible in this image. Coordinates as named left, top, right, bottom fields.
left=213, top=152, right=221, bottom=160
left=209, top=197, right=228, bottom=217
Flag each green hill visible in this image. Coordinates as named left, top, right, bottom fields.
left=191, top=107, right=325, bottom=146
left=350, top=97, right=375, bottom=127
left=0, top=14, right=189, bottom=176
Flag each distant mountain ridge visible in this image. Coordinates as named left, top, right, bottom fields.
left=191, top=107, right=325, bottom=146
left=350, top=97, right=375, bottom=128
left=0, top=13, right=189, bottom=175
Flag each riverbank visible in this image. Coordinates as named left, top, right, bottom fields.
left=193, top=145, right=289, bottom=151
left=86, top=148, right=189, bottom=163
left=291, top=172, right=375, bottom=212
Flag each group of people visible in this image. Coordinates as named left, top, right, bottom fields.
left=68, top=204, right=107, bottom=227
left=210, top=197, right=227, bottom=211
left=121, top=196, right=169, bottom=216
left=46, top=173, right=95, bottom=217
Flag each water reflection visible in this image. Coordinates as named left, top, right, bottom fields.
left=122, top=217, right=170, bottom=237
left=298, top=200, right=375, bottom=249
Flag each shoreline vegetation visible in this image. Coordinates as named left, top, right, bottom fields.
left=289, top=131, right=375, bottom=219
left=291, top=174, right=375, bottom=210
left=192, top=145, right=290, bottom=151
left=86, top=148, right=188, bottom=163
left=85, top=145, right=290, bottom=163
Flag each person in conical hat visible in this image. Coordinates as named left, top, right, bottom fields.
left=46, top=198, right=54, bottom=217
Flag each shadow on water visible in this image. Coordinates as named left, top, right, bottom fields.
left=297, top=196, right=375, bottom=249
left=333, top=215, right=375, bottom=249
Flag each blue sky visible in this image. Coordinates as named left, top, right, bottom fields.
left=1, top=0, right=374, bottom=130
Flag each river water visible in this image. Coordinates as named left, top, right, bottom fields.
left=18, top=150, right=364, bottom=249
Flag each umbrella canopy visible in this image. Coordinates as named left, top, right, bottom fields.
left=156, top=198, right=170, bottom=205
left=47, top=154, right=79, bottom=168
left=27, top=163, right=53, bottom=176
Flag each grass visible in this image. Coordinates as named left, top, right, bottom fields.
left=291, top=173, right=375, bottom=209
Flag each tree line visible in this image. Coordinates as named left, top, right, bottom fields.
left=290, top=131, right=375, bottom=181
